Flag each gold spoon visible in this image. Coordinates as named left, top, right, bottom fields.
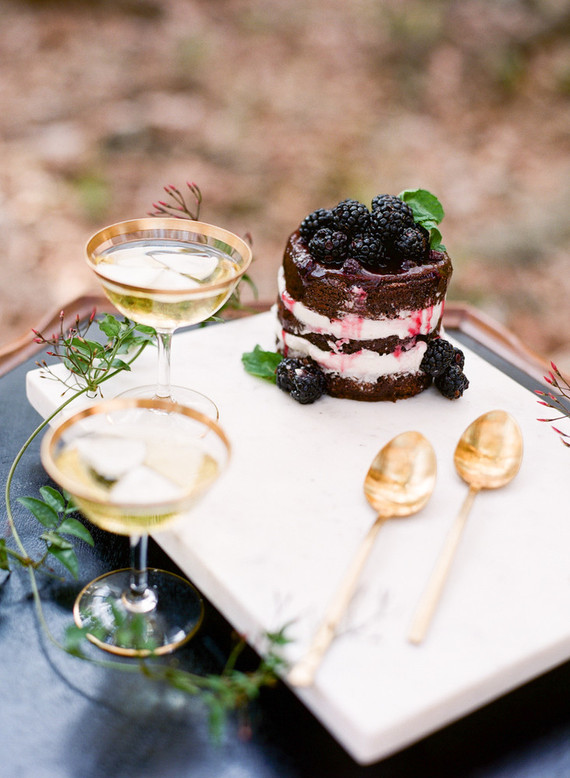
left=408, top=409, right=523, bottom=645
left=287, top=431, right=436, bottom=687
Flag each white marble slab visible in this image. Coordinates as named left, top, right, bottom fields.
left=26, top=312, right=570, bottom=765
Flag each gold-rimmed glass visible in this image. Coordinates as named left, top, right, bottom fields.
left=85, top=218, right=252, bottom=417
left=41, top=397, right=230, bottom=656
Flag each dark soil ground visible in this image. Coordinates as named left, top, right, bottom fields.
left=1, top=0, right=569, bottom=367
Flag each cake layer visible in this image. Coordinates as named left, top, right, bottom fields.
left=277, top=267, right=444, bottom=345
left=275, top=325, right=431, bottom=401
left=282, top=231, right=452, bottom=320
left=325, top=370, right=431, bottom=401
left=275, top=326, right=428, bottom=381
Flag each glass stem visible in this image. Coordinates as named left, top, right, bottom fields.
left=156, top=328, right=173, bottom=399
left=129, top=534, right=148, bottom=597
left=126, top=535, right=157, bottom=613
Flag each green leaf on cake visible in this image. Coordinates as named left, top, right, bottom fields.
left=399, top=188, right=444, bottom=223
left=398, top=188, right=446, bottom=251
left=427, top=226, right=445, bottom=252
left=398, top=189, right=445, bottom=251
left=242, top=345, right=283, bottom=383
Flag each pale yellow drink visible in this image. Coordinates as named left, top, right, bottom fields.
left=94, top=239, right=241, bottom=330
left=55, top=431, right=219, bottom=535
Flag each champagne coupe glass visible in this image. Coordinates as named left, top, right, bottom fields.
left=41, top=397, right=230, bottom=656
left=85, top=218, right=252, bottom=417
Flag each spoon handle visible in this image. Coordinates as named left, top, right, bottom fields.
left=287, top=514, right=388, bottom=687
left=408, top=485, right=479, bottom=645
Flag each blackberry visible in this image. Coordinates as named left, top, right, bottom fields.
left=420, top=338, right=456, bottom=377
left=435, top=365, right=469, bottom=400
left=309, top=228, right=349, bottom=266
left=371, top=193, right=414, bottom=220
left=332, top=198, right=370, bottom=236
left=275, top=357, right=327, bottom=404
left=341, top=257, right=362, bottom=274
left=275, top=358, right=297, bottom=392
left=349, top=233, right=388, bottom=269
left=299, top=208, right=336, bottom=242
left=394, top=225, right=430, bottom=264
left=369, top=194, right=414, bottom=240
left=452, top=347, right=465, bottom=370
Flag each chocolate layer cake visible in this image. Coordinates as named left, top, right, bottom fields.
left=274, top=194, right=453, bottom=401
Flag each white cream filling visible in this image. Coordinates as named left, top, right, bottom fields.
left=275, top=326, right=428, bottom=382
left=277, top=267, right=443, bottom=340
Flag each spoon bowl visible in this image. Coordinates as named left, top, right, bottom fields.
left=365, top=430, right=437, bottom=517
left=409, top=409, right=523, bottom=644
left=288, top=431, right=436, bottom=687
left=454, top=409, right=523, bottom=490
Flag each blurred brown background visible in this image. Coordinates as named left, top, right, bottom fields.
left=1, top=0, right=569, bottom=367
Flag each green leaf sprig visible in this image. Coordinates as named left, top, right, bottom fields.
left=65, top=621, right=291, bottom=740
left=13, top=487, right=93, bottom=578
left=398, top=188, right=446, bottom=251
left=4, top=311, right=152, bottom=580
left=33, top=310, right=155, bottom=396
left=4, top=309, right=288, bottom=738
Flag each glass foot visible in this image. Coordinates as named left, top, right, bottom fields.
left=115, top=385, right=219, bottom=420
left=73, top=568, right=204, bottom=657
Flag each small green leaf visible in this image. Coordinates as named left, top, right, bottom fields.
left=110, top=358, right=131, bottom=371
left=398, top=188, right=445, bottom=226
left=58, top=517, right=95, bottom=546
left=18, top=497, right=59, bottom=528
left=39, top=486, right=66, bottom=513
left=64, top=623, right=90, bottom=656
left=229, top=670, right=262, bottom=700
left=98, top=314, right=121, bottom=338
left=265, top=625, right=293, bottom=646
left=114, top=613, right=157, bottom=651
left=134, top=323, right=156, bottom=336
left=48, top=545, right=79, bottom=579
left=0, top=539, right=10, bottom=571
left=115, top=336, right=153, bottom=355
left=70, top=338, right=98, bottom=358
left=242, top=345, right=283, bottom=383
left=428, top=226, right=446, bottom=252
